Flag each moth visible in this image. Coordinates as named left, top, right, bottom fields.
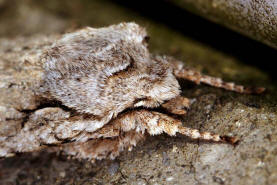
left=0, top=23, right=264, bottom=162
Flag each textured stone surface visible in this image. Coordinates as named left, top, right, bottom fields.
left=0, top=0, right=277, bottom=185
left=172, top=0, right=277, bottom=49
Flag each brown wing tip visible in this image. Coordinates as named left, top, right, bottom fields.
left=220, top=135, right=240, bottom=146
left=244, top=87, right=266, bottom=94
left=255, top=87, right=266, bottom=94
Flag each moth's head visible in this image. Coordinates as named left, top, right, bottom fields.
left=108, top=23, right=180, bottom=108
left=111, top=22, right=150, bottom=47
left=134, top=56, right=181, bottom=108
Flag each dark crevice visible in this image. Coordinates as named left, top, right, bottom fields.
left=17, top=98, right=76, bottom=129
left=118, top=105, right=184, bottom=120
left=19, top=99, right=74, bottom=114
left=20, top=114, right=30, bottom=129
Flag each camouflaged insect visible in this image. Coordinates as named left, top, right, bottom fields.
left=0, top=22, right=265, bottom=162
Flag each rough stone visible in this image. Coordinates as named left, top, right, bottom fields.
left=172, top=0, right=277, bottom=49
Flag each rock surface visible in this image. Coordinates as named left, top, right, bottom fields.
left=0, top=0, right=277, bottom=185
left=172, top=0, right=277, bottom=49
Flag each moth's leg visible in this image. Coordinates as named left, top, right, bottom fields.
left=60, top=109, right=237, bottom=161
left=169, top=58, right=265, bottom=94
left=95, top=110, right=239, bottom=145
left=60, top=131, right=145, bottom=162
left=161, top=96, right=191, bottom=115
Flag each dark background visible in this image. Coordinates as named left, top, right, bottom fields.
left=114, top=0, right=277, bottom=80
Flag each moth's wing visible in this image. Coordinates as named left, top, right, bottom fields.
left=42, top=28, right=133, bottom=115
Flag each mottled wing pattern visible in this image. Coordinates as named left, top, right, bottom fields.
left=42, top=27, right=133, bottom=115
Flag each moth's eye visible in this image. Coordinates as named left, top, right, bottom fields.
left=142, top=36, right=150, bottom=45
